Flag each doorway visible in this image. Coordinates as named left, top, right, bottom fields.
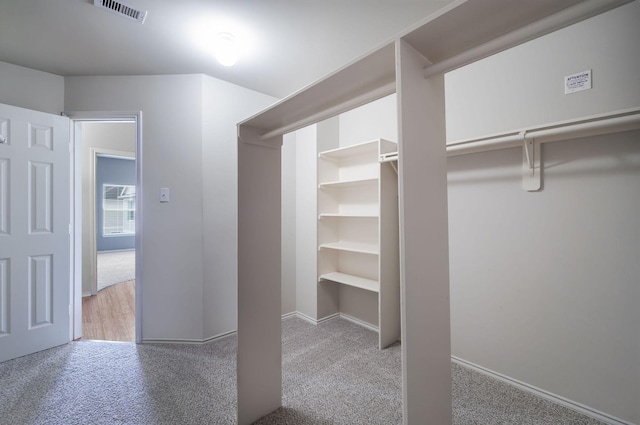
left=68, top=113, right=142, bottom=344
left=86, top=150, right=136, bottom=341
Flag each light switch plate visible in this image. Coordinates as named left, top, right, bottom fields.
left=160, top=187, right=170, bottom=203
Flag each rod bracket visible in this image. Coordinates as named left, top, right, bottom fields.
left=379, top=152, right=398, bottom=174
left=520, top=131, right=541, bottom=191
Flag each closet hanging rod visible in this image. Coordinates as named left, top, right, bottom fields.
left=379, top=153, right=398, bottom=163
left=379, top=153, right=399, bottom=174
left=446, top=107, right=640, bottom=156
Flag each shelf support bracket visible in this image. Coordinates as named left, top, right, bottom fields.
left=379, top=152, right=398, bottom=175
left=521, top=130, right=541, bottom=191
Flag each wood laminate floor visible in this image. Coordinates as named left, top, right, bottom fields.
left=82, top=280, right=135, bottom=342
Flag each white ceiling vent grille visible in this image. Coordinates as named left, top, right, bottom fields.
left=93, top=0, right=147, bottom=24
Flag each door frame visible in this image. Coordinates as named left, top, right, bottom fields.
left=66, top=111, right=143, bottom=344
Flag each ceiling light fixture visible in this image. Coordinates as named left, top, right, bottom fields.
left=190, top=17, right=255, bottom=67
left=215, top=32, right=238, bottom=67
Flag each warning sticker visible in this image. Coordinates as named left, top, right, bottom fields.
left=565, top=70, right=592, bottom=94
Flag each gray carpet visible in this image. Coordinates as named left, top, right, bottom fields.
left=97, top=250, right=136, bottom=291
left=0, top=317, right=604, bottom=425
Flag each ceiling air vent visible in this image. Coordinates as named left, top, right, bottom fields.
left=93, top=0, right=148, bottom=24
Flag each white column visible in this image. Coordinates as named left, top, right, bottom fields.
left=396, top=39, right=452, bottom=424
left=237, top=126, right=283, bottom=425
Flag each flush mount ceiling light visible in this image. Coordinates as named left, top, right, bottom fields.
left=190, top=17, right=255, bottom=67
left=215, top=32, right=238, bottom=66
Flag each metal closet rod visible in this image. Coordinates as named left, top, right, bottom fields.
left=446, top=107, right=640, bottom=157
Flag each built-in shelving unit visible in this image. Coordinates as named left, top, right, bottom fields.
left=317, top=138, right=400, bottom=349
left=236, top=2, right=625, bottom=421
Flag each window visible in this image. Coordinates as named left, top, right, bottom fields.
left=103, top=184, right=135, bottom=236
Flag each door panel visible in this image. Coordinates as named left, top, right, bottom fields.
left=0, top=103, right=70, bottom=363
left=0, top=158, right=7, bottom=235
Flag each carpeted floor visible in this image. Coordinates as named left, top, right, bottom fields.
left=0, top=317, right=604, bottom=425
left=97, top=250, right=136, bottom=291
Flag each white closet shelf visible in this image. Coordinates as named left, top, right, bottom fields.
left=318, top=140, right=381, bottom=160
left=318, top=241, right=379, bottom=255
left=319, top=213, right=379, bottom=219
left=318, top=177, right=378, bottom=189
left=319, top=272, right=380, bottom=293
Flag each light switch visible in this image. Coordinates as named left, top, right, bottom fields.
left=160, top=187, right=170, bottom=203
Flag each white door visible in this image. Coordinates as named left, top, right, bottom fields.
left=0, top=103, right=71, bottom=363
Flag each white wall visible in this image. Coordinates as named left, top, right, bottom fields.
left=339, top=94, right=397, bottom=147
left=201, top=75, right=277, bottom=337
left=0, top=61, right=64, bottom=114
left=445, top=3, right=640, bottom=423
left=316, top=118, right=340, bottom=319
left=80, top=122, right=136, bottom=295
left=66, top=75, right=274, bottom=343
left=445, top=2, right=640, bottom=143
left=65, top=74, right=206, bottom=341
left=281, top=133, right=297, bottom=315
left=2, top=67, right=277, bottom=342
left=447, top=132, right=640, bottom=423
left=294, top=124, right=319, bottom=320
left=67, top=74, right=277, bottom=342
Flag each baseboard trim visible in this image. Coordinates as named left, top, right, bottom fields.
left=139, top=312, right=378, bottom=346
left=288, top=311, right=378, bottom=332
left=142, top=338, right=210, bottom=345
left=202, top=329, right=237, bottom=344
left=317, top=312, right=340, bottom=324
left=451, top=356, right=634, bottom=425
left=281, top=311, right=300, bottom=320
left=143, top=329, right=236, bottom=345
left=289, top=311, right=322, bottom=324
left=82, top=291, right=93, bottom=298
left=141, top=313, right=316, bottom=345
left=337, top=313, right=379, bottom=332
left=97, top=248, right=135, bottom=253
left=285, top=311, right=340, bottom=325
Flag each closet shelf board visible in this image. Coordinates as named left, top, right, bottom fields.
left=319, top=272, right=380, bottom=293
left=319, top=140, right=381, bottom=160
left=319, top=213, right=379, bottom=219
left=318, top=241, right=379, bottom=255
left=318, top=178, right=378, bottom=189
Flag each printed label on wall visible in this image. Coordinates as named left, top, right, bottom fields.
left=564, top=70, right=592, bottom=94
